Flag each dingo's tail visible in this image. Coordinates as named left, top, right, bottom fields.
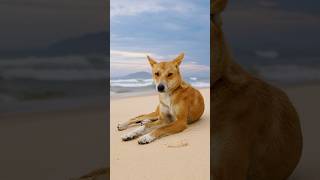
left=212, top=0, right=228, bottom=16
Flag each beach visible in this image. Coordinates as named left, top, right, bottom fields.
left=110, top=88, right=210, bottom=180
left=0, top=85, right=319, bottom=179
left=0, top=99, right=108, bottom=180
left=286, top=85, right=320, bottom=179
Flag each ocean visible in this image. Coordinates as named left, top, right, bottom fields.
left=110, top=76, right=210, bottom=96
left=1, top=55, right=320, bottom=102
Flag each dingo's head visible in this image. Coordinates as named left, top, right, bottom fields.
left=147, top=53, right=184, bottom=93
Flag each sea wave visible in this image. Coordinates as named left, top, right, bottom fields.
left=111, top=79, right=154, bottom=87
left=190, top=82, right=210, bottom=88
left=111, top=79, right=153, bottom=83
left=111, top=82, right=153, bottom=87
left=110, top=78, right=210, bottom=90
left=189, top=77, right=198, bottom=81
left=1, top=68, right=106, bottom=80
left=257, top=65, right=320, bottom=83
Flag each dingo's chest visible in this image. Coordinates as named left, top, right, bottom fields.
left=159, top=93, right=175, bottom=121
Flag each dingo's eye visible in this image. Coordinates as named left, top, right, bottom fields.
left=155, top=72, right=160, bottom=76
left=167, top=73, right=173, bottom=77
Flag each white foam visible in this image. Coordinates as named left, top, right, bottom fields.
left=1, top=68, right=106, bottom=81
left=257, top=65, right=320, bottom=83
left=111, top=79, right=140, bottom=83
left=111, top=79, right=154, bottom=87
left=190, top=82, right=210, bottom=88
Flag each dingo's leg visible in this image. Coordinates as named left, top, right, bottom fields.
left=121, top=118, right=164, bottom=141
left=117, top=106, right=159, bottom=131
left=138, top=112, right=187, bottom=144
left=213, top=131, right=250, bottom=180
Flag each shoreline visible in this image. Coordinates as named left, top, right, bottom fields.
left=111, top=87, right=210, bottom=100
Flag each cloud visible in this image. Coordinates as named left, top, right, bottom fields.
left=224, top=8, right=320, bottom=32
left=162, top=22, right=184, bottom=31
left=110, top=0, right=210, bottom=77
left=111, top=61, right=209, bottom=77
left=111, top=0, right=196, bottom=17
left=0, top=0, right=104, bottom=50
left=0, top=0, right=101, bottom=10
left=258, top=0, right=278, bottom=8
left=182, top=63, right=210, bottom=73
left=110, top=50, right=166, bottom=61
left=111, top=50, right=152, bottom=58
left=110, top=50, right=161, bottom=76
left=110, top=49, right=209, bottom=77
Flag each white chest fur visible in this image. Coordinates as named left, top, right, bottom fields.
left=160, top=93, right=171, bottom=106
left=159, top=93, right=174, bottom=119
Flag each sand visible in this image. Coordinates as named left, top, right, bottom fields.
left=0, top=101, right=108, bottom=180
left=110, top=88, right=210, bottom=180
left=0, top=85, right=319, bottom=180
left=286, top=85, right=320, bottom=180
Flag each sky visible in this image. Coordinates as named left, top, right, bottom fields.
left=110, top=0, right=210, bottom=78
left=0, top=0, right=318, bottom=66
left=223, top=0, right=320, bottom=60
left=0, top=0, right=105, bottom=50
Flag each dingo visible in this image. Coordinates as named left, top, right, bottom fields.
left=117, top=53, right=205, bottom=144
left=212, top=0, right=302, bottom=179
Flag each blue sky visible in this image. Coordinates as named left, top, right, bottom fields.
left=222, top=0, right=320, bottom=61
left=110, top=0, right=210, bottom=77
left=0, top=0, right=104, bottom=50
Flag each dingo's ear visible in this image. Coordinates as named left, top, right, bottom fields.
left=147, top=56, right=157, bottom=67
left=212, top=0, right=228, bottom=16
left=172, top=53, right=184, bottom=66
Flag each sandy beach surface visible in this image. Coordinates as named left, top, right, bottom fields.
left=286, top=85, right=320, bottom=180
left=110, top=88, right=210, bottom=180
left=0, top=99, right=108, bottom=180
left=0, top=85, right=319, bottom=180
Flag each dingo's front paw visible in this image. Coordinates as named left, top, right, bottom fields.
left=121, top=133, right=136, bottom=141
left=117, top=122, right=128, bottom=131
left=138, top=134, right=155, bottom=144
left=121, top=126, right=146, bottom=141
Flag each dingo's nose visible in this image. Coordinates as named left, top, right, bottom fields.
left=157, top=84, right=165, bottom=92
